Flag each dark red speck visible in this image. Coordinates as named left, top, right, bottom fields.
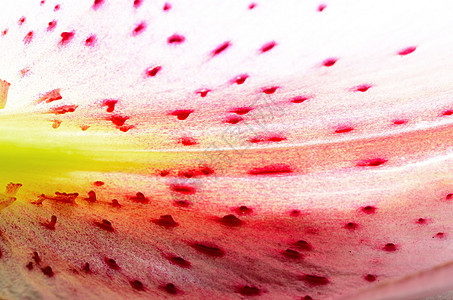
left=248, top=3, right=257, bottom=9
left=248, top=164, right=292, bottom=175
left=361, top=206, right=376, bottom=214
left=167, top=33, right=185, bottom=44
left=163, top=283, right=178, bottom=294
left=169, top=109, right=194, bottom=120
left=219, top=214, right=242, bottom=227
left=235, top=206, right=252, bottom=215
left=168, top=256, right=191, bottom=268
left=132, top=22, right=147, bottom=36
left=357, top=158, right=387, bottom=167
left=60, top=31, right=75, bottom=45
left=130, top=280, right=144, bottom=291
left=163, top=3, right=172, bottom=11
left=383, top=243, right=397, bottom=252
left=231, top=74, right=249, bottom=85
left=398, top=46, right=416, bottom=56
left=354, top=84, right=372, bottom=92
left=54, top=4, right=60, bottom=11
left=317, top=4, right=327, bottom=11
left=145, top=66, right=161, bottom=77
left=133, top=0, right=143, bottom=8
left=231, top=107, right=252, bottom=115
left=85, top=35, right=96, bottom=46
left=196, top=89, right=211, bottom=97
left=300, top=274, right=329, bottom=286
left=392, top=119, right=408, bottom=125
left=364, top=274, right=377, bottom=282
left=41, top=266, right=54, bottom=277
left=92, top=0, right=105, bottom=10
left=323, top=57, right=337, bottom=67
left=262, top=86, right=278, bottom=94
left=442, top=110, right=453, bottom=116
left=170, top=184, right=195, bottom=194
left=105, top=258, right=119, bottom=269
left=211, top=41, right=231, bottom=57
left=238, top=285, right=261, bottom=296
left=153, top=215, right=178, bottom=228
left=191, top=243, right=225, bottom=257
left=260, top=41, right=276, bottom=53
left=103, top=100, right=117, bottom=113
left=225, top=115, right=243, bottom=124
left=18, top=17, right=26, bottom=26
left=47, top=21, right=57, bottom=31
left=110, top=115, right=129, bottom=126
left=180, top=137, right=197, bottom=146
left=291, top=96, right=310, bottom=103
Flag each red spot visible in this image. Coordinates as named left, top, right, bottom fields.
left=260, top=41, right=277, bottom=53
left=18, top=17, right=26, bottom=26
left=294, top=240, right=313, bottom=251
left=196, top=88, right=211, bottom=97
left=153, top=215, right=178, bottom=228
left=40, top=1, right=45, bottom=5
left=417, top=218, right=427, bottom=224
left=54, top=4, right=60, bottom=11
left=119, top=125, right=134, bottom=132
left=364, top=274, right=377, bottom=282
left=383, top=243, right=397, bottom=252
left=169, top=109, right=194, bottom=120
left=248, top=164, right=292, bottom=175
left=262, top=86, right=279, bottom=94
left=167, top=34, right=185, bottom=44
left=291, top=96, right=310, bottom=103
left=60, top=31, right=75, bottom=45
left=442, top=110, right=453, bottom=116
left=191, top=243, right=225, bottom=257
left=231, top=74, right=249, bottom=85
left=132, top=22, right=147, bottom=36
left=224, top=115, right=243, bottom=124
left=26, top=262, right=34, bottom=270
left=159, top=170, right=170, bottom=177
left=218, top=214, right=242, bottom=227
left=211, top=41, right=231, bottom=57
left=94, top=181, right=104, bottom=186
left=322, top=57, right=338, bottom=67
left=24, top=31, right=33, bottom=44
left=361, top=206, right=376, bottom=214
left=105, top=258, right=119, bottom=270
left=168, top=256, right=191, bottom=268
left=180, top=137, right=197, bottom=146
left=174, top=200, right=190, bottom=207
left=282, top=249, right=302, bottom=259
left=335, top=126, right=354, bottom=134
left=145, top=66, right=162, bottom=77
left=163, top=3, right=172, bottom=11
left=231, top=107, right=252, bottom=115
left=317, top=4, right=327, bottom=12
left=92, top=0, right=105, bottom=10
left=103, top=99, right=118, bottom=112
left=131, top=192, right=149, bottom=204
left=170, top=184, right=195, bottom=194
left=290, top=210, right=301, bottom=217
left=52, top=120, right=62, bottom=129
left=238, top=286, right=261, bottom=296
left=41, top=266, right=54, bottom=277
left=303, top=296, right=313, bottom=300
left=81, top=125, right=90, bottom=131
left=38, top=89, right=62, bottom=104
left=50, top=105, right=78, bottom=115
left=235, top=206, right=252, bottom=215
left=398, top=46, right=416, bottom=56
left=392, top=119, right=408, bottom=125
left=357, top=158, right=387, bottom=167
left=110, top=115, right=129, bottom=126
left=82, top=263, right=91, bottom=273
left=434, top=232, right=446, bottom=239
left=47, top=21, right=57, bottom=31
left=42, top=215, right=57, bottom=230
left=446, top=193, right=453, bottom=200
left=345, top=222, right=359, bottom=230
left=33, top=252, right=41, bottom=264
left=130, top=280, right=144, bottom=291
left=353, top=84, right=372, bottom=92
left=95, top=219, right=114, bottom=232
left=163, top=283, right=178, bottom=294
left=248, top=3, right=257, bottom=9
left=2, top=29, right=7, bottom=36
left=85, top=35, right=96, bottom=46
left=86, top=191, right=96, bottom=202
left=300, top=274, right=329, bottom=286
left=111, top=199, right=121, bottom=207
left=133, top=0, right=143, bottom=8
